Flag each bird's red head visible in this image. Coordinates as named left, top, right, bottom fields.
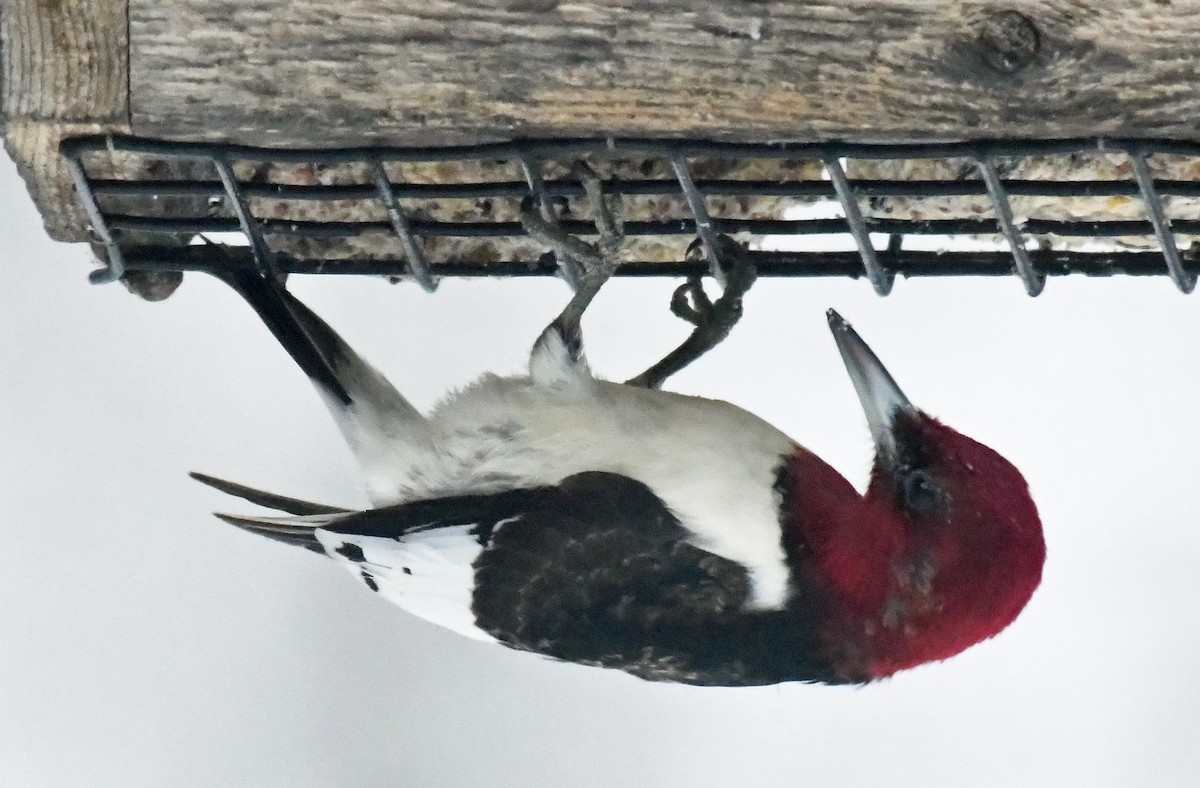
left=784, top=312, right=1045, bottom=682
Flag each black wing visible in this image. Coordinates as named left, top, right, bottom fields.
left=204, top=471, right=834, bottom=686
left=467, top=473, right=839, bottom=686
left=466, top=472, right=806, bottom=686
left=323, top=472, right=772, bottom=684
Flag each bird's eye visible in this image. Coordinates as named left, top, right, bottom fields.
left=903, top=470, right=940, bottom=515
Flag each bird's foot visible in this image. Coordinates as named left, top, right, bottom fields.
left=627, top=235, right=757, bottom=389
left=670, top=235, right=757, bottom=339
left=521, top=161, right=624, bottom=302
left=524, top=162, right=627, bottom=363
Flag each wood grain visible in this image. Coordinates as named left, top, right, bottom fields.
left=3, top=121, right=113, bottom=241
left=2, top=0, right=129, bottom=241
left=2, top=0, right=128, bottom=122
left=130, top=0, right=1200, bottom=147
left=11, top=0, right=1200, bottom=244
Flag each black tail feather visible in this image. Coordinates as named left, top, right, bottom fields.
left=190, top=471, right=347, bottom=516
left=213, top=512, right=328, bottom=554
left=206, top=267, right=353, bottom=405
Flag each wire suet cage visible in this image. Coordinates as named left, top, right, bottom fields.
left=62, top=135, right=1200, bottom=298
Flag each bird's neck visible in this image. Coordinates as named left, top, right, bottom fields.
left=781, top=448, right=899, bottom=610
left=779, top=449, right=954, bottom=680
left=780, top=449, right=1041, bottom=681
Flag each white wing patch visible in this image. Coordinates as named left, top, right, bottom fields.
left=315, top=525, right=498, bottom=643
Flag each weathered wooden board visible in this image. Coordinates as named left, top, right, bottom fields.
left=130, top=0, right=1200, bottom=147
left=10, top=0, right=1200, bottom=244
left=2, top=0, right=130, bottom=241
left=4, top=120, right=123, bottom=241
left=2, top=0, right=128, bottom=123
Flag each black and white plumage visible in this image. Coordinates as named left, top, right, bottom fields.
left=207, top=469, right=832, bottom=685
left=198, top=241, right=1044, bottom=685
left=200, top=266, right=815, bottom=683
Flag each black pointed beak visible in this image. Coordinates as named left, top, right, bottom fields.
left=827, top=309, right=916, bottom=461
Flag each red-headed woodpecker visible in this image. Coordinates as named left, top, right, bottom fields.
left=196, top=267, right=1044, bottom=686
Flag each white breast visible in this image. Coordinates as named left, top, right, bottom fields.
left=371, top=375, right=797, bottom=610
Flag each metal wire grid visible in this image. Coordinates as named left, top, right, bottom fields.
left=60, top=135, right=1200, bottom=296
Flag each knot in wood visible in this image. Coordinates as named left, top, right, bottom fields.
left=975, top=10, right=1040, bottom=74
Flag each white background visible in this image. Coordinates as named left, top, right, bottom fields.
left=3, top=148, right=1200, bottom=787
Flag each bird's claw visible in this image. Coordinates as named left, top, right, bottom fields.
left=669, top=277, right=713, bottom=326
left=669, top=236, right=756, bottom=341
left=575, top=162, right=624, bottom=262
left=520, top=161, right=624, bottom=294
left=627, top=235, right=757, bottom=390
left=527, top=161, right=627, bottom=354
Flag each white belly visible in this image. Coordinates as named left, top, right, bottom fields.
left=369, top=376, right=797, bottom=610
